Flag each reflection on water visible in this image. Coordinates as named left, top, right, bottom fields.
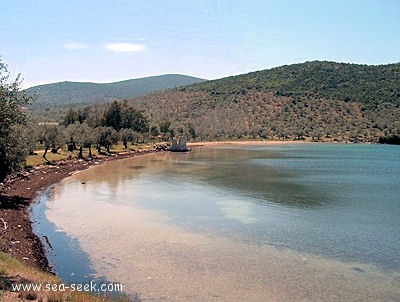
left=33, top=144, right=400, bottom=301
left=31, top=188, right=102, bottom=283
left=218, top=199, right=258, bottom=224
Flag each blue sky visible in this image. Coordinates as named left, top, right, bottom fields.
left=1, top=0, right=399, bottom=88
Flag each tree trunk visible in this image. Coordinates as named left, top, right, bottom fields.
left=67, top=142, right=74, bottom=152
left=51, top=145, right=62, bottom=154
left=88, top=146, right=92, bottom=158
left=123, top=141, right=128, bottom=149
left=78, top=146, right=83, bottom=159
left=43, top=146, right=50, bottom=163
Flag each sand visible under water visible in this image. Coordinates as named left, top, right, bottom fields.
left=45, top=167, right=400, bottom=302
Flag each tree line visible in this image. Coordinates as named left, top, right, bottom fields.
left=37, top=98, right=181, bottom=162
left=129, top=89, right=399, bottom=143
left=2, top=58, right=399, bottom=181
left=0, top=59, right=181, bottom=181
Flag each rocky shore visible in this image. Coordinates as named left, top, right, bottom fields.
left=0, top=149, right=160, bottom=273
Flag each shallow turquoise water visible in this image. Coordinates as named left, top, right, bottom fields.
left=33, top=143, right=400, bottom=286
left=118, top=144, right=400, bottom=270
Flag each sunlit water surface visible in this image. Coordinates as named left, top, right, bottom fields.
left=32, top=144, right=400, bottom=301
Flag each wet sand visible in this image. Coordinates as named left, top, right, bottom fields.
left=0, top=149, right=158, bottom=271
left=44, top=156, right=400, bottom=301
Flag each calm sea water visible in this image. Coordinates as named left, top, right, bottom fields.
left=161, top=143, right=400, bottom=270
left=32, top=143, right=400, bottom=299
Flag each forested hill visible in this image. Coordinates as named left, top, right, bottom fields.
left=184, top=61, right=400, bottom=108
left=25, top=74, right=206, bottom=108
left=127, top=61, right=399, bottom=142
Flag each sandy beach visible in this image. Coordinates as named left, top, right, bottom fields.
left=0, top=140, right=300, bottom=271
left=0, top=148, right=159, bottom=271
left=2, top=141, right=398, bottom=302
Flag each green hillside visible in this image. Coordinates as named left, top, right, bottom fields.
left=26, top=74, right=206, bottom=108
left=125, top=61, right=399, bottom=142
left=185, top=61, right=400, bottom=108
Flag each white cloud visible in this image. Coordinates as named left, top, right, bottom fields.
left=106, top=43, right=147, bottom=53
left=64, top=42, right=88, bottom=50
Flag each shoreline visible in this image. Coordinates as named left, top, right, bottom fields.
left=0, top=148, right=161, bottom=272
left=0, top=140, right=380, bottom=278
left=40, top=142, right=400, bottom=301
left=0, top=140, right=300, bottom=273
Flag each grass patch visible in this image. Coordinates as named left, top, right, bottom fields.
left=108, top=142, right=153, bottom=153
left=0, top=252, right=136, bottom=301
left=26, top=149, right=73, bottom=167
left=25, top=142, right=155, bottom=168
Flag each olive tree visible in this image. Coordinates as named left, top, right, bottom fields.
left=37, top=125, right=66, bottom=163
left=0, top=59, right=36, bottom=180
left=96, top=126, right=119, bottom=153
left=119, top=128, right=136, bottom=149
left=81, top=124, right=97, bottom=158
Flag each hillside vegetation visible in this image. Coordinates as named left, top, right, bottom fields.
left=25, top=61, right=400, bottom=144
left=25, top=74, right=206, bottom=108
left=125, top=61, right=399, bottom=142
left=185, top=61, right=400, bottom=108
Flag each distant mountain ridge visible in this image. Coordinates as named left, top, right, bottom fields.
left=26, top=74, right=206, bottom=107
left=125, top=61, right=400, bottom=142
left=29, top=61, right=399, bottom=143
left=184, top=61, right=400, bottom=108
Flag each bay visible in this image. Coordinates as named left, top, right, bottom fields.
left=32, top=143, right=400, bottom=301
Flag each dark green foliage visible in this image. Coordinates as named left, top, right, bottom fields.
left=128, top=87, right=399, bottom=142
left=379, top=134, right=400, bottom=145
left=119, top=128, right=136, bottom=148
left=80, top=124, right=97, bottom=157
left=104, top=101, right=122, bottom=130
left=122, top=61, right=399, bottom=142
left=37, top=61, right=400, bottom=145
left=186, top=61, right=400, bottom=108
left=58, top=100, right=151, bottom=156
left=62, top=107, right=87, bottom=126
left=159, top=121, right=172, bottom=141
left=103, top=100, right=149, bottom=133
left=187, top=123, right=196, bottom=140
left=121, top=103, right=149, bottom=133
left=159, top=121, right=171, bottom=134
left=150, top=126, right=159, bottom=137
left=0, top=59, right=36, bottom=180
left=26, top=74, right=206, bottom=108
left=37, top=125, right=65, bottom=162
left=65, top=123, right=80, bottom=151
left=63, top=107, right=78, bottom=126
left=96, top=126, right=119, bottom=153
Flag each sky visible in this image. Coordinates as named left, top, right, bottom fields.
left=1, top=0, right=400, bottom=88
